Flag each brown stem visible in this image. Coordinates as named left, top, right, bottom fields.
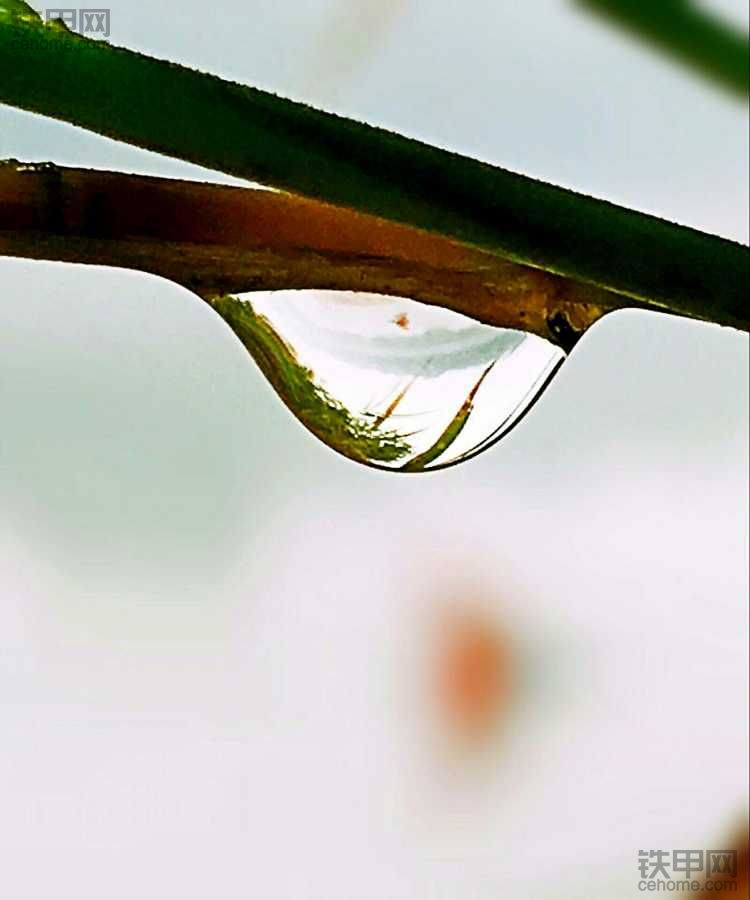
left=0, top=161, right=631, bottom=349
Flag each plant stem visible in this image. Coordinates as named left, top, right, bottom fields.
left=0, top=20, right=748, bottom=332
left=0, top=161, right=619, bottom=347
left=576, top=0, right=749, bottom=98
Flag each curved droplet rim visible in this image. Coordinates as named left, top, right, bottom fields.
left=360, top=352, right=566, bottom=474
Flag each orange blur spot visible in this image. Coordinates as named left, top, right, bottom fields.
left=393, top=313, right=410, bottom=330
left=434, top=607, right=512, bottom=741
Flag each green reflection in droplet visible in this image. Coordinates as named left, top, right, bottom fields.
left=210, top=294, right=412, bottom=465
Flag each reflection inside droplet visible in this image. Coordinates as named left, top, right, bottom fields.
left=210, top=291, right=565, bottom=471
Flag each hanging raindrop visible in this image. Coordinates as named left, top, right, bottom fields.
left=209, top=290, right=565, bottom=471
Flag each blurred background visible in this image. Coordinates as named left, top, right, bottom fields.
left=1, top=1, right=748, bottom=897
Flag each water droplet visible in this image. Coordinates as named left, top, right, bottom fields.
left=209, top=291, right=565, bottom=471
